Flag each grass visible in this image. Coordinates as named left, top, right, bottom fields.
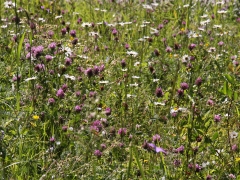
left=0, top=0, right=240, bottom=179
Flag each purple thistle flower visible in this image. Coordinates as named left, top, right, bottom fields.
left=48, top=98, right=55, bottom=105
left=62, top=125, right=68, bottom=132
left=218, top=41, right=224, bottom=46
left=231, top=144, right=238, bottom=151
left=195, top=77, right=202, bottom=86
left=173, top=145, right=184, bottom=154
left=61, top=84, right=68, bottom=92
left=48, top=42, right=56, bottom=50
left=105, top=107, right=111, bottom=116
left=152, top=134, right=161, bottom=143
left=206, top=175, right=212, bottom=180
left=207, top=99, right=214, bottom=106
left=155, top=87, right=164, bottom=97
left=61, top=28, right=67, bottom=35
left=174, top=159, right=181, bottom=167
left=188, top=43, right=196, bottom=51
left=48, top=30, right=54, bottom=38
left=125, top=43, right=130, bottom=49
left=33, top=45, right=44, bottom=58
left=143, top=142, right=167, bottom=155
left=214, top=114, right=221, bottom=122
left=56, top=88, right=65, bottom=98
left=50, top=137, right=55, bottom=142
left=195, top=164, right=202, bottom=172
left=112, top=28, right=118, bottom=35
left=180, top=82, right=189, bottom=90
left=177, top=89, right=184, bottom=97
left=34, top=64, right=45, bottom=72
left=165, top=46, right=172, bottom=53
left=75, top=105, right=82, bottom=112
left=90, top=120, right=102, bottom=132
left=94, top=149, right=102, bottom=158
left=118, top=128, right=127, bottom=136
left=65, top=57, right=72, bottom=66
left=85, top=68, right=93, bottom=77
left=45, top=55, right=53, bottom=62
left=72, top=38, right=78, bottom=45
left=100, top=144, right=106, bottom=150
left=93, top=66, right=100, bottom=75
left=89, top=91, right=96, bottom=98
left=70, top=30, right=76, bottom=37
left=157, top=24, right=164, bottom=30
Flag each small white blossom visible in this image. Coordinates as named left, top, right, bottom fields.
left=127, top=51, right=138, bottom=57
left=230, top=131, right=238, bottom=139
left=24, top=77, right=37, bottom=82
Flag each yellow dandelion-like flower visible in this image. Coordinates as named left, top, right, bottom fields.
left=32, top=115, right=39, bottom=120
left=235, top=157, right=240, bottom=162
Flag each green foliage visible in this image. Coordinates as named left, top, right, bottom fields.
left=0, top=0, right=239, bottom=179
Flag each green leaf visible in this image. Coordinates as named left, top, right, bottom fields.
left=234, top=92, right=238, bottom=101
left=17, top=32, right=26, bottom=65
left=224, top=74, right=235, bottom=84
left=223, top=81, right=228, bottom=95
left=212, top=132, right=219, bottom=141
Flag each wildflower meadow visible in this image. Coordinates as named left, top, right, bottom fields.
left=0, top=0, right=240, bottom=179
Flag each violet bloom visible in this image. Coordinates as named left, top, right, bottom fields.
left=118, top=128, right=127, bottom=136
left=142, top=142, right=167, bottom=155
left=214, top=114, right=221, bottom=122
left=56, top=88, right=65, bottom=98
left=174, top=159, right=181, bottom=167
left=218, top=41, right=224, bottom=46
left=50, top=137, right=55, bottom=142
left=48, top=98, right=55, bottom=105
left=120, top=59, right=127, bottom=68
left=112, top=28, right=118, bottom=35
left=152, top=134, right=161, bottom=143
left=195, top=77, right=202, bottom=86
left=62, top=126, right=68, bottom=132
left=75, top=105, right=82, bottom=112
left=33, top=45, right=44, bottom=58
left=65, top=57, right=72, bottom=66
left=34, top=64, right=45, bottom=72
left=85, top=68, right=93, bottom=77
left=105, top=107, right=111, bottom=116
left=180, top=82, right=189, bottom=90
left=90, top=120, right=102, bottom=132
left=155, top=87, right=164, bottom=97
left=177, top=89, right=184, bottom=97
left=188, top=43, right=196, bottom=51
left=48, top=42, right=56, bottom=50
left=89, top=91, right=96, bottom=98
left=48, top=30, right=54, bottom=38
left=93, top=66, right=100, bottom=75
left=61, top=28, right=67, bottom=35
left=45, top=55, right=53, bottom=62
left=157, top=24, right=164, bottom=30
left=94, top=149, right=102, bottom=158
left=72, top=38, right=78, bottom=45
left=173, top=145, right=184, bottom=154
left=125, top=43, right=130, bottom=49
left=206, top=175, right=212, bottom=180
left=70, top=30, right=76, bottom=37
left=207, top=99, right=214, bottom=106
left=195, top=164, right=202, bottom=172
left=231, top=144, right=238, bottom=151
left=165, top=46, right=172, bottom=52
left=61, top=84, right=68, bottom=92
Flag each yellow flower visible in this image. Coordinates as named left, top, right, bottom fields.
left=32, top=115, right=39, bottom=120
left=236, top=157, right=240, bottom=162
